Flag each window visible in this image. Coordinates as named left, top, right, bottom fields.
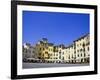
left=72, top=55, right=73, bottom=58
left=81, top=53, right=82, bottom=57
left=80, top=49, right=82, bottom=52
left=62, top=57, right=64, bottom=60
left=39, top=53, right=41, bottom=55
left=88, top=47, right=89, bottom=51
left=46, top=47, right=48, bottom=49
left=74, top=51, right=76, bottom=53
left=45, top=52, right=48, bottom=54
left=82, top=43, right=85, bottom=47
left=83, top=48, right=85, bottom=51
left=24, top=49, right=27, bottom=53
left=59, top=55, right=61, bottom=59
left=78, top=54, right=79, bottom=57
left=69, top=55, right=70, bottom=59
left=84, top=53, right=86, bottom=57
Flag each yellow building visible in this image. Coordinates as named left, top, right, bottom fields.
left=44, top=43, right=54, bottom=63
left=35, top=38, right=55, bottom=62
left=35, top=38, right=48, bottom=60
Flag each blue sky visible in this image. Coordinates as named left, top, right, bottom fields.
left=22, top=11, right=89, bottom=45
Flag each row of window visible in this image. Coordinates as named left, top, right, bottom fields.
left=38, top=53, right=89, bottom=60
left=49, top=54, right=58, bottom=56
left=76, top=42, right=89, bottom=47
left=50, top=57, right=58, bottom=59
left=77, top=53, right=86, bottom=57
left=39, top=47, right=53, bottom=51
left=38, top=45, right=89, bottom=53
left=23, top=49, right=35, bottom=53
left=77, top=47, right=89, bottom=52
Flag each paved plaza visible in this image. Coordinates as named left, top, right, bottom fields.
left=23, top=62, right=89, bottom=69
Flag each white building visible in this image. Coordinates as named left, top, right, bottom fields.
left=23, top=43, right=37, bottom=61
left=74, top=34, right=90, bottom=63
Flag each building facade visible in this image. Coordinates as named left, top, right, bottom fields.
left=23, top=34, right=90, bottom=64
left=35, top=38, right=54, bottom=62
left=74, top=34, right=90, bottom=63
left=23, top=43, right=37, bottom=61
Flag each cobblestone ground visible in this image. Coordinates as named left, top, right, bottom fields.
left=23, top=62, right=89, bottom=69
